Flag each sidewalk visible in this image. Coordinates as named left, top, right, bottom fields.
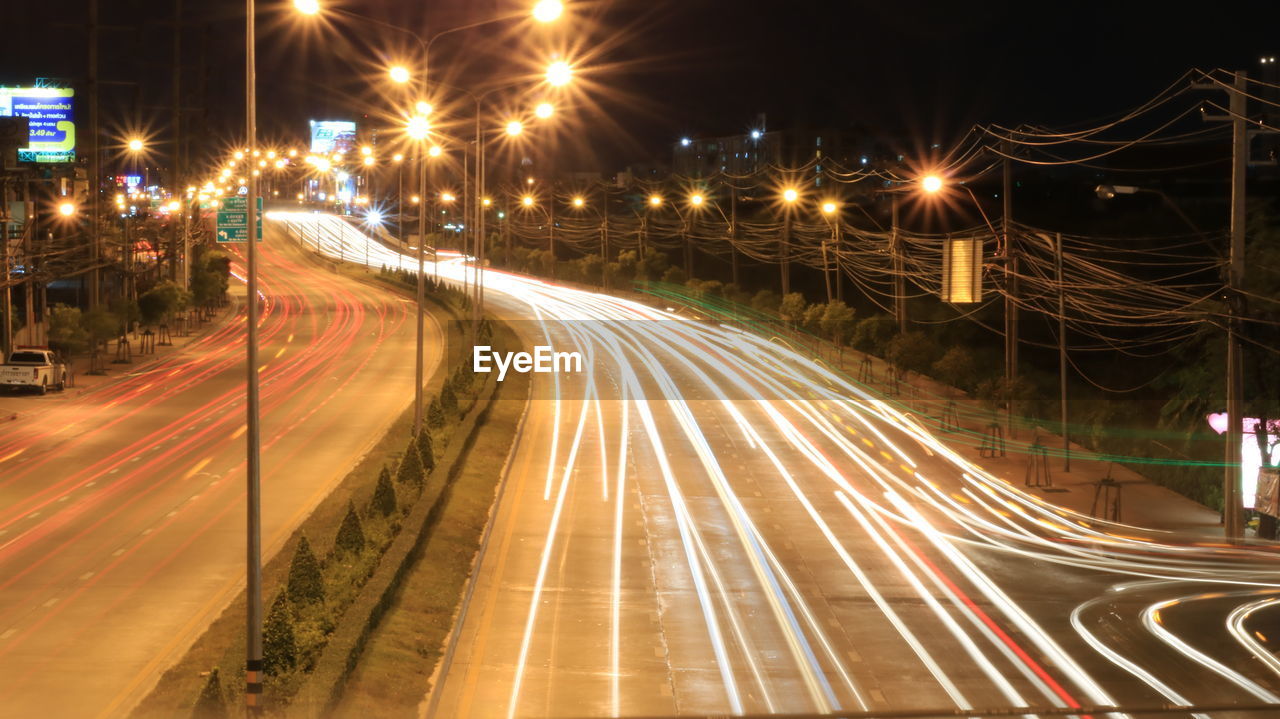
left=0, top=302, right=238, bottom=424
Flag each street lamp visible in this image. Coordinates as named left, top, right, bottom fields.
left=389, top=65, right=411, bottom=84
left=546, top=60, right=572, bottom=87
left=820, top=200, right=840, bottom=302
left=58, top=201, right=77, bottom=217
left=779, top=187, right=799, bottom=294
left=532, top=0, right=564, bottom=22
left=506, top=120, right=525, bottom=136
left=534, top=101, right=554, bottom=119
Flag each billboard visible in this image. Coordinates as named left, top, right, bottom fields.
left=309, top=120, right=356, bottom=155
left=0, top=87, right=75, bottom=163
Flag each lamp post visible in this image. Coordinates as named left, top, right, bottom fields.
left=243, top=0, right=263, bottom=713
left=569, top=194, right=607, bottom=287
left=821, top=201, right=840, bottom=303
left=780, top=187, right=798, bottom=295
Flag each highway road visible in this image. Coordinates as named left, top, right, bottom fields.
left=268, top=214, right=1280, bottom=718
left=0, top=225, right=435, bottom=718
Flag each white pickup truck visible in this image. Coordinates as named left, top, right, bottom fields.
left=0, top=347, right=69, bottom=395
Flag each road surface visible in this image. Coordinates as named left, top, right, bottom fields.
left=0, top=225, right=435, bottom=718
left=283, top=213, right=1280, bottom=719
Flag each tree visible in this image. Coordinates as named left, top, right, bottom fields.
left=46, top=304, right=89, bottom=356
left=371, top=466, right=397, bottom=517
left=138, top=281, right=189, bottom=327
left=262, top=591, right=297, bottom=676
left=802, top=303, right=826, bottom=335
left=750, top=289, right=781, bottom=314
left=190, top=667, right=228, bottom=719
left=779, top=292, right=808, bottom=326
left=428, top=396, right=446, bottom=430
left=416, top=429, right=436, bottom=473
left=885, top=331, right=940, bottom=375
left=441, top=383, right=458, bottom=414
left=81, top=306, right=119, bottom=352
left=396, top=438, right=425, bottom=485
left=334, top=500, right=365, bottom=556
left=109, top=297, right=140, bottom=335
left=931, top=346, right=980, bottom=393
left=820, top=300, right=856, bottom=346
left=660, top=266, right=687, bottom=285
left=286, top=535, right=324, bottom=608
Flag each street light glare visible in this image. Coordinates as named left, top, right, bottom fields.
left=532, top=0, right=563, bottom=23
left=294, top=0, right=320, bottom=15
left=546, top=60, right=572, bottom=87
left=441, top=192, right=456, bottom=203
left=428, top=145, right=443, bottom=157
left=649, top=194, right=663, bottom=207
left=393, top=153, right=404, bottom=162
left=522, top=195, right=535, bottom=206
left=389, top=66, right=411, bottom=84
left=921, top=175, right=944, bottom=194
left=57, top=202, right=76, bottom=217
left=573, top=196, right=585, bottom=207
left=363, top=156, right=374, bottom=166
left=822, top=201, right=838, bottom=214
left=783, top=188, right=798, bottom=203
left=406, top=115, right=431, bottom=140
left=535, top=102, right=554, bottom=119
left=506, top=120, right=525, bottom=136
left=690, top=193, right=704, bottom=206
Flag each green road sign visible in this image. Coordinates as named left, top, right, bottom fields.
left=216, top=196, right=263, bottom=242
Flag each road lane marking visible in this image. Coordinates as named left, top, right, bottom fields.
left=79, top=572, right=94, bottom=581
left=0, top=448, right=26, bottom=464
left=183, top=457, right=213, bottom=479
left=43, top=598, right=58, bottom=608
left=274, top=347, right=286, bottom=358
left=230, top=425, right=247, bottom=440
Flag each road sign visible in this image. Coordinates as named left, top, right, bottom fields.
left=216, top=196, right=263, bottom=242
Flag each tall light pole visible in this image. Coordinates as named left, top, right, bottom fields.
left=244, top=0, right=263, bottom=714
left=780, top=187, right=798, bottom=295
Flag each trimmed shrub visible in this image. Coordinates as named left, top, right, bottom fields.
left=396, top=439, right=424, bottom=485
left=286, top=535, right=324, bottom=608
left=428, top=397, right=446, bottom=430
left=190, top=668, right=227, bottom=719
left=334, top=501, right=366, bottom=556
left=416, top=430, right=436, bottom=473
left=371, top=467, right=397, bottom=517
left=262, top=591, right=297, bottom=676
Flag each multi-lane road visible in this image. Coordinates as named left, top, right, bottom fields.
left=277, top=212, right=1280, bottom=719
left=0, top=228, right=433, bottom=718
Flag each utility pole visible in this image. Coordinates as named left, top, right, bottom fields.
left=171, top=0, right=183, bottom=283
left=242, top=0, right=264, bottom=714
left=892, top=193, right=904, bottom=333
left=729, top=186, right=739, bottom=287
left=88, top=0, right=101, bottom=309
left=1002, top=138, right=1017, bottom=437
left=1226, top=71, right=1248, bottom=539
left=780, top=212, right=791, bottom=295
left=1056, top=232, right=1069, bottom=471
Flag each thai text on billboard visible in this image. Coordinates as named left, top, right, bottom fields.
left=0, top=87, right=75, bottom=163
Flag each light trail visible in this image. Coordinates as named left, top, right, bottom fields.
left=280, top=212, right=1280, bottom=718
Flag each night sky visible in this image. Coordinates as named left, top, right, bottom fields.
left=3, top=0, right=1279, bottom=173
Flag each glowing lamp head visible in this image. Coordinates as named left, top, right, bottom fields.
left=821, top=201, right=837, bottom=215
left=689, top=193, right=704, bottom=207
left=572, top=196, right=585, bottom=207
left=441, top=192, right=455, bottom=203
left=360, top=145, right=372, bottom=156
left=393, top=153, right=404, bottom=162
left=411, top=195, right=420, bottom=204
left=532, top=0, right=563, bottom=22
left=294, top=0, right=320, bottom=15
left=648, top=194, right=663, bottom=207
left=505, top=120, right=524, bottom=136
left=57, top=201, right=76, bottom=217
left=367, top=210, right=383, bottom=225
left=522, top=195, right=534, bottom=207
left=127, top=138, right=144, bottom=152
left=428, top=145, right=442, bottom=157
left=415, top=101, right=433, bottom=116
left=363, top=156, right=374, bottom=166
left=782, top=188, right=798, bottom=203
left=534, top=102, right=554, bottom=119
left=406, top=115, right=430, bottom=140
left=389, top=66, right=410, bottom=84
left=680, top=137, right=691, bottom=147
left=546, top=60, right=572, bottom=87
left=482, top=197, right=492, bottom=207
left=921, top=175, right=944, bottom=194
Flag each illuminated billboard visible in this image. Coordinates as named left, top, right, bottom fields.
left=0, top=87, right=75, bottom=163
left=309, top=120, right=357, bottom=155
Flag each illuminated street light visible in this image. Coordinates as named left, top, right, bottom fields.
left=782, top=188, right=798, bottom=203
left=522, top=195, right=535, bottom=207
left=441, top=192, right=456, bottom=203
left=363, top=156, right=375, bottom=167
left=57, top=201, right=77, bottom=217
left=546, top=60, right=572, bottom=87
left=921, top=175, right=944, bottom=194
left=415, top=101, right=433, bottom=116
left=389, top=65, right=411, bottom=84
left=234, top=150, right=244, bottom=160
left=411, top=195, right=421, bottom=204
left=393, top=153, right=404, bottom=163
left=506, top=120, right=524, bottom=136
left=534, top=101, right=554, bottom=119
left=294, top=0, right=320, bottom=15
left=572, top=196, right=585, bottom=207
left=406, top=115, right=430, bottom=140
left=428, top=145, right=442, bottom=157
left=482, top=197, right=492, bottom=207
left=533, top=0, right=563, bottom=22
left=689, top=193, right=704, bottom=206
left=649, top=194, right=663, bottom=207
left=360, top=145, right=372, bottom=156
left=822, top=201, right=838, bottom=214
left=127, top=138, right=144, bottom=152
